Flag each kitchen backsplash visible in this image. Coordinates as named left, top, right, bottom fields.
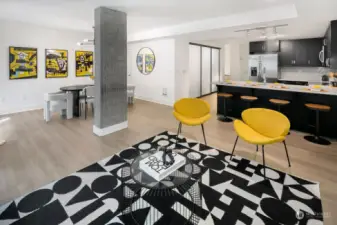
left=280, top=67, right=332, bottom=82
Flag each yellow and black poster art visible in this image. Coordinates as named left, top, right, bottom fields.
left=75, top=51, right=93, bottom=77
left=9, top=46, right=38, bottom=80
left=45, top=49, right=68, bottom=78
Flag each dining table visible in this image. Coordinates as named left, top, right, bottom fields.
left=60, top=84, right=94, bottom=117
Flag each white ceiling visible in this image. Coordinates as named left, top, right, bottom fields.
left=0, top=0, right=336, bottom=42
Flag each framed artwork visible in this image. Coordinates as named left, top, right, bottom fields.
left=75, top=51, right=93, bottom=77
left=145, top=53, right=155, bottom=74
left=9, top=46, right=38, bottom=80
left=137, top=55, right=143, bottom=72
left=136, top=47, right=155, bottom=75
left=45, top=49, right=68, bottom=78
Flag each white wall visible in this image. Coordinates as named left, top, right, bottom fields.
left=224, top=40, right=249, bottom=81
left=127, top=39, right=176, bottom=106
left=0, top=20, right=94, bottom=115
left=175, top=38, right=190, bottom=100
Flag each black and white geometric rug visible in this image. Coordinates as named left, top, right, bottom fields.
left=0, top=131, right=323, bottom=225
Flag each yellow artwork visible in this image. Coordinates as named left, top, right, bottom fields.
left=9, top=47, right=37, bottom=80
left=145, top=54, right=155, bottom=73
left=76, top=51, right=93, bottom=77
left=45, top=49, right=68, bottom=78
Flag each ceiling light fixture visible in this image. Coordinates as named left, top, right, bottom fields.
left=235, top=24, right=287, bottom=40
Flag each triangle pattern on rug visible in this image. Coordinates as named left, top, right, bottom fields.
left=104, top=155, right=127, bottom=167
left=66, top=185, right=98, bottom=206
left=284, top=174, right=300, bottom=185
left=269, top=180, right=283, bottom=199
left=78, top=163, right=106, bottom=173
left=0, top=202, right=19, bottom=220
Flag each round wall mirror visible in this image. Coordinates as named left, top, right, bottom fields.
left=136, top=47, right=155, bottom=75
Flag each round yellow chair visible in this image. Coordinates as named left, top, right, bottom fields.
left=230, top=108, right=291, bottom=178
left=173, top=98, right=211, bottom=145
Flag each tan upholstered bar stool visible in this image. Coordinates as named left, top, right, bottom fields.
left=269, top=99, right=290, bottom=112
left=304, top=103, right=331, bottom=145
left=241, top=96, right=258, bottom=109
left=269, top=99, right=291, bottom=135
left=217, top=93, right=233, bottom=122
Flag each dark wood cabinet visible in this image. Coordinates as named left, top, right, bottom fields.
left=249, top=41, right=279, bottom=54
left=326, top=20, right=337, bottom=69
left=279, top=38, right=323, bottom=67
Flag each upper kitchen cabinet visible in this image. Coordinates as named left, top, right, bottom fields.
left=249, top=40, right=280, bottom=54
left=279, top=38, right=324, bottom=67
left=325, top=20, right=337, bottom=69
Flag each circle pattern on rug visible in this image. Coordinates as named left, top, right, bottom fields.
left=91, top=175, right=118, bottom=194
left=187, top=152, right=201, bottom=160
left=120, top=148, right=140, bottom=160
left=260, top=198, right=297, bottom=225
left=17, top=189, right=54, bottom=213
left=260, top=168, right=280, bottom=180
left=157, top=140, right=169, bottom=146
left=138, top=143, right=151, bottom=150
left=53, top=175, right=82, bottom=195
left=202, top=157, right=225, bottom=170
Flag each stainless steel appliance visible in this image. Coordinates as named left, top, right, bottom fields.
left=249, top=54, right=279, bottom=82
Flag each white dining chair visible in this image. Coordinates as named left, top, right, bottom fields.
left=127, top=85, right=136, bottom=104
left=79, top=86, right=95, bottom=119
left=44, top=91, right=73, bottom=122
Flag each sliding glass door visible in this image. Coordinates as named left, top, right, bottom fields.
left=189, top=45, right=201, bottom=98
left=201, top=47, right=211, bottom=95
left=212, top=48, right=220, bottom=92
left=189, top=43, right=221, bottom=97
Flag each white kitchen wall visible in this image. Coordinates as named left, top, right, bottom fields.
left=0, top=20, right=94, bottom=115
left=127, top=39, right=176, bottom=106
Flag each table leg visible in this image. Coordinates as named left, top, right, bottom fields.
left=73, top=91, right=80, bottom=117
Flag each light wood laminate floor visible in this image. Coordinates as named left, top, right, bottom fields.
left=0, top=94, right=336, bottom=224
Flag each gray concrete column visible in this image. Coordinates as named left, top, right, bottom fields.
left=93, top=7, right=127, bottom=136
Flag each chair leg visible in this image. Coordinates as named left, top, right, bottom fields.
left=85, top=102, right=87, bottom=120
left=175, top=122, right=182, bottom=145
left=283, top=141, right=291, bottom=167
left=201, top=124, right=207, bottom=145
left=230, top=136, right=239, bottom=160
left=262, top=145, right=266, bottom=179
left=256, top=145, right=258, bottom=152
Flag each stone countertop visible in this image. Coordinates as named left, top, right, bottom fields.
left=215, top=81, right=337, bottom=96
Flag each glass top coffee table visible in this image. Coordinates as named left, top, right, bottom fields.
left=124, top=148, right=201, bottom=225
left=130, top=148, right=194, bottom=190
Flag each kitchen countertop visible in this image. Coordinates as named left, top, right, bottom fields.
left=215, top=81, right=337, bottom=96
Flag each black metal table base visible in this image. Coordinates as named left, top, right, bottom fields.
left=304, top=135, right=331, bottom=145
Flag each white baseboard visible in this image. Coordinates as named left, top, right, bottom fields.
left=0, top=107, right=42, bottom=116
left=135, top=96, right=173, bottom=107
left=93, top=121, right=128, bottom=136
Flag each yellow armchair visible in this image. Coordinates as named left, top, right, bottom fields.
left=173, top=98, right=211, bottom=145
left=230, top=108, right=291, bottom=178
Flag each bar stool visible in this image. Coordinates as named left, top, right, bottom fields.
left=241, top=96, right=258, bottom=109
left=304, top=103, right=331, bottom=145
left=269, top=99, right=291, bottom=135
left=269, top=99, right=290, bottom=112
left=217, top=93, right=233, bottom=122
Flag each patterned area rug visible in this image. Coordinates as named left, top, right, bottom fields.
left=0, top=131, right=323, bottom=225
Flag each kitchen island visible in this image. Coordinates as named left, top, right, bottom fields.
left=216, top=81, right=337, bottom=138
